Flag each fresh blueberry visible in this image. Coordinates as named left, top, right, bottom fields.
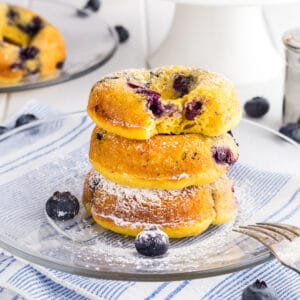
left=185, top=100, right=203, bottom=120
left=56, top=61, right=64, bottom=70
left=46, top=191, right=80, bottom=221
left=134, top=226, right=169, bottom=257
left=128, top=83, right=164, bottom=117
left=242, top=279, right=278, bottom=300
left=244, top=97, right=270, bottom=118
left=0, top=126, right=9, bottom=135
left=279, top=123, right=300, bottom=143
left=212, top=146, right=237, bottom=165
left=15, top=114, right=38, bottom=127
left=114, top=25, right=130, bottom=43
left=173, top=74, right=194, bottom=97
left=19, top=47, right=39, bottom=61
left=84, top=0, right=101, bottom=11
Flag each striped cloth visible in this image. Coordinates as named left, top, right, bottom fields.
left=0, top=101, right=299, bottom=300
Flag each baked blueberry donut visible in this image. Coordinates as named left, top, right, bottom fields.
left=89, top=127, right=238, bottom=190
left=0, top=3, right=66, bottom=83
left=82, top=170, right=237, bottom=238
left=87, top=66, right=241, bottom=140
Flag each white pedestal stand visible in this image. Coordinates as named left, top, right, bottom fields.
left=147, top=3, right=283, bottom=85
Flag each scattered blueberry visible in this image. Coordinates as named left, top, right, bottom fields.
left=56, top=61, right=64, bottom=70
left=212, top=146, right=236, bottom=165
left=242, top=279, right=278, bottom=300
left=0, top=126, right=9, bottom=135
left=244, top=97, right=270, bottom=118
left=46, top=191, right=80, bottom=221
left=115, top=25, right=130, bottom=43
left=15, top=114, right=38, bottom=127
left=134, top=226, right=169, bottom=257
left=19, top=46, right=39, bottom=61
left=173, top=74, right=194, bottom=97
left=84, top=0, right=101, bottom=11
left=128, top=83, right=164, bottom=117
left=76, top=0, right=101, bottom=17
left=185, top=100, right=203, bottom=120
left=279, top=122, right=300, bottom=143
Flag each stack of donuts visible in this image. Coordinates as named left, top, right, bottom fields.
left=82, top=65, right=241, bottom=238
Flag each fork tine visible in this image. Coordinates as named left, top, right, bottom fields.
left=253, top=224, right=295, bottom=241
left=233, top=227, right=275, bottom=248
left=240, top=225, right=285, bottom=242
left=257, top=223, right=300, bottom=237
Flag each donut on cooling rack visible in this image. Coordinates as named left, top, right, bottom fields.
left=89, top=127, right=239, bottom=190
left=0, top=3, right=66, bottom=83
left=82, top=170, right=237, bottom=238
left=87, top=65, right=241, bottom=140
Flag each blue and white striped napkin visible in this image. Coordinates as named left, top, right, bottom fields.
left=0, top=101, right=299, bottom=300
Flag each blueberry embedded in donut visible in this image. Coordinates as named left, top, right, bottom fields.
left=17, top=16, right=43, bottom=38
left=173, top=74, right=194, bottom=97
left=19, top=46, right=39, bottom=61
left=7, top=9, right=19, bottom=23
left=163, top=104, right=177, bottom=117
left=10, top=63, right=23, bottom=70
left=88, top=172, right=101, bottom=191
left=96, top=132, right=103, bottom=140
left=128, top=83, right=164, bottom=118
left=185, top=100, right=203, bottom=120
left=212, top=147, right=237, bottom=165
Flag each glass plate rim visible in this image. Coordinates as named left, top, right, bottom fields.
left=0, top=113, right=298, bottom=281
left=0, top=1, right=118, bottom=93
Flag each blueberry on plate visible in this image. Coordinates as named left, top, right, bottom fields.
left=242, top=279, right=278, bottom=300
left=15, top=114, right=38, bottom=127
left=114, top=25, right=129, bottom=43
left=134, top=226, right=169, bottom=257
left=244, top=96, right=270, bottom=118
left=0, top=126, right=9, bottom=135
left=46, top=191, right=80, bottom=221
left=279, top=122, right=300, bottom=143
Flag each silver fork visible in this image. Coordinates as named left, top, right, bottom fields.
left=233, top=223, right=300, bottom=274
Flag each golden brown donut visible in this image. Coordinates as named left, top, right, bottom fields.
left=0, top=3, right=66, bottom=83
left=82, top=170, right=237, bottom=238
left=87, top=66, right=241, bottom=140
left=89, top=127, right=239, bottom=190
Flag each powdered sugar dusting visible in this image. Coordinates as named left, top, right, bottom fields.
left=88, top=169, right=196, bottom=202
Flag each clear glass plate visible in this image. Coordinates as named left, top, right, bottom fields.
left=0, top=1, right=118, bottom=93
left=0, top=112, right=299, bottom=281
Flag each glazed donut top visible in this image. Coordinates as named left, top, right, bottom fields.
left=88, top=65, right=241, bottom=140
left=0, top=3, right=66, bottom=81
